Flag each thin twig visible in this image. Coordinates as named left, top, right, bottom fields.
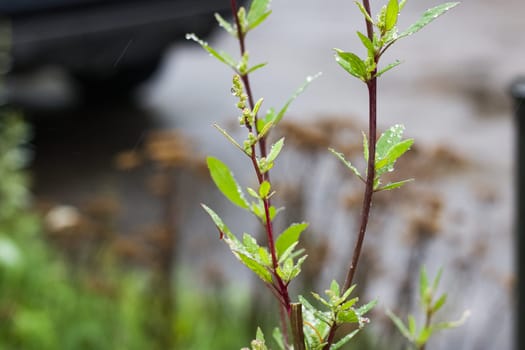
left=230, top=0, right=291, bottom=344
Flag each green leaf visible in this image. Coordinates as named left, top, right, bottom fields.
left=375, top=138, right=414, bottom=174
left=186, top=33, right=236, bottom=68
left=387, top=309, right=412, bottom=340
left=336, top=309, right=359, bottom=324
left=341, top=284, right=357, bottom=302
left=207, top=156, right=249, bottom=209
left=399, top=2, right=460, bottom=39
left=247, top=187, right=259, bottom=199
left=252, top=98, right=264, bottom=117
left=376, top=124, right=405, bottom=160
left=331, top=329, right=360, bottom=350
left=271, top=73, right=321, bottom=126
left=272, top=328, right=285, bottom=350
left=334, top=49, right=368, bottom=81
left=385, top=0, right=400, bottom=31
left=243, top=233, right=259, bottom=255
left=329, top=280, right=341, bottom=299
left=201, top=204, right=234, bottom=239
left=432, top=293, right=447, bottom=313
left=354, top=1, right=374, bottom=24
left=329, top=148, right=364, bottom=182
left=256, top=327, right=265, bottom=342
left=213, top=124, right=245, bottom=154
left=289, top=255, right=308, bottom=282
left=259, top=181, right=271, bottom=199
left=214, top=13, right=236, bottom=37
left=357, top=31, right=375, bottom=56
left=432, top=267, right=444, bottom=292
left=341, top=297, right=358, bottom=311
left=266, top=138, right=285, bottom=164
left=408, top=315, right=417, bottom=336
left=237, top=251, right=273, bottom=284
left=299, top=295, right=332, bottom=325
left=416, top=326, right=433, bottom=347
left=376, top=60, right=402, bottom=77
left=258, top=246, right=271, bottom=266
left=377, top=178, right=414, bottom=191
left=419, top=266, right=429, bottom=301
left=275, top=222, right=308, bottom=257
left=277, top=242, right=297, bottom=263
left=356, top=299, right=377, bottom=316
left=246, top=62, right=268, bottom=74
left=247, top=0, right=272, bottom=32
left=432, top=310, right=471, bottom=331
left=362, top=132, right=369, bottom=163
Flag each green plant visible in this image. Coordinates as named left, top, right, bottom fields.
left=191, top=0, right=462, bottom=349
left=387, top=267, right=470, bottom=350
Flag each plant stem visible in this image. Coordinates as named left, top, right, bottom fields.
left=291, top=303, right=306, bottom=350
left=230, top=0, right=268, bottom=164
left=230, top=0, right=291, bottom=342
left=419, top=307, right=433, bottom=350
left=362, top=0, right=374, bottom=40
left=343, top=75, right=377, bottom=292
left=324, top=2, right=377, bottom=348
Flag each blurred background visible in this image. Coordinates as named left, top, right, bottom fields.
left=0, top=0, right=523, bottom=349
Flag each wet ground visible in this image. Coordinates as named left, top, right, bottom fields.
left=18, top=0, right=525, bottom=349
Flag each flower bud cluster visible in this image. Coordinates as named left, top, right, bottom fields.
left=232, top=75, right=253, bottom=127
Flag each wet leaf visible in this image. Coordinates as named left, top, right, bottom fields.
left=377, top=178, right=414, bottom=191
left=271, top=73, right=321, bottom=126
left=207, top=156, right=249, bottom=209
left=201, top=204, right=234, bottom=240
left=258, top=181, right=271, bottom=199
left=246, top=62, right=268, bottom=74
left=237, top=251, right=273, bottom=284
left=354, top=1, right=374, bottom=24
left=385, top=0, right=400, bottom=31
left=329, top=148, right=364, bottom=182
left=387, top=310, right=412, bottom=340
left=214, top=13, right=236, bottom=37
left=334, top=49, right=368, bottom=81
left=186, top=33, right=236, bottom=68
left=331, top=329, right=360, bottom=350
left=213, top=124, right=245, bottom=153
left=376, top=60, right=402, bottom=77
left=432, top=293, right=447, bottom=313
left=357, top=31, right=375, bottom=56
left=266, top=138, right=285, bottom=164
left=247, top=0, right=272, bottom=32
left=275, top=222, right=308, bottom=257
left=399, top=2, right=460, bottom=39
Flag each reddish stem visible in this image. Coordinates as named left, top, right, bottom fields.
left=324, top=1, right=377, bottom=348
left=230, top=0, right=291, bottom=342
left=343, top=76, right=377, bottom=292
left=230, top=0, right=268, bottom=164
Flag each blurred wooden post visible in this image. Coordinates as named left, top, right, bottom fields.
left=511, top=77, right=525, bottom=350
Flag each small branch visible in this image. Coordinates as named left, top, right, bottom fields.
left=362, top=0, right=374, bottom=40
left=323, top=323, right=338, bottom=350
left=343, top=76, right=377, bottom=292
left=419, top=307, right=433, bottom=350
left=230, top=1, right=291, bottom=344
left=324, top=2, right=378, bottom=349
left=230, top=0, right=267, bottom=162
left=291, top=303, right=306, bottom=350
